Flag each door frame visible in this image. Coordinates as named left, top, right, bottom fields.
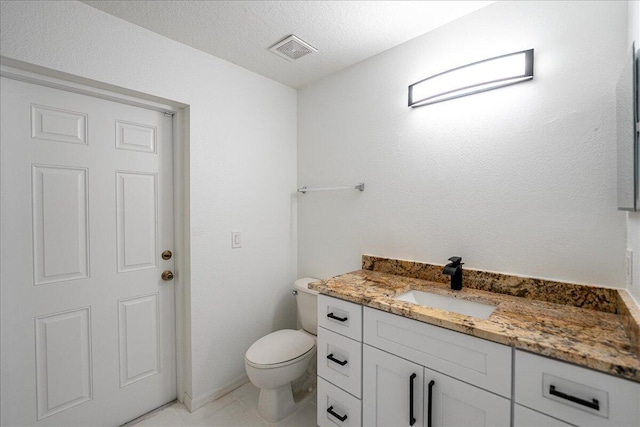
left=0, top=58, right=191, bottom=414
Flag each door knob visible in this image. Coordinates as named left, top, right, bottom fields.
left=161, top=270, right=174, bottom=281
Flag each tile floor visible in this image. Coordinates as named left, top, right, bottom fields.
left=128, top=382, right=317, bottom=427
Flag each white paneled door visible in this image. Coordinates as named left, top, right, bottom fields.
left=1, top=77, right=176, bottom=426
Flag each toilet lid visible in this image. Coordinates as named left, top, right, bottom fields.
left=245, top=329, right=314, bottom=366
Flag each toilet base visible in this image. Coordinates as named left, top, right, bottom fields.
left=257, top=384, right=296, bottom=423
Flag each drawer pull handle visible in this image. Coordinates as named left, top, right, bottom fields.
left=327, top=353, right=348, bottom=366
left=327, top=312, right=348, bottom=322
left=427, top=380, right=435, bottom=427
left=549, top=385, right=600, bottom=411
left=409, top=373, right=416, bottom=426
left=327, top=405, right=348, bottom=422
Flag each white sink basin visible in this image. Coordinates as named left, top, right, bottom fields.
left=394, top=290, right=497, bottom=320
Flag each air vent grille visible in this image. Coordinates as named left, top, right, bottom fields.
left=269, top=35, right=317, bottom=62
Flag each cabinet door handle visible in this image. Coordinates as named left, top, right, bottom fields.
left=327, top=312, right=348, bottom=322
left=427, top=380, right=435, bottom=427
left=549, top=385, right=600, bottom=411
left=327, top=405, right=348, bottom=422
left=409, top=373, right=416, bottom=426
left=327, top=353, right=348, bottom=366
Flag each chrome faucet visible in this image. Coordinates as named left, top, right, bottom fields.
left=442, top=256, right=464, bottom=290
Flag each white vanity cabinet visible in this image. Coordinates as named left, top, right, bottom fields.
left=362, top=307, right=511, bottom=427
left=316, top=296, right=640, bottom=427
left=514, top=350, right=640, bottom=427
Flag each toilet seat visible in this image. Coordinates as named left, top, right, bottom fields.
left=245, top=329, right=315, bottom=369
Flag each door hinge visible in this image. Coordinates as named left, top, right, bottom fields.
left=164, top=111, right=175, bottom=117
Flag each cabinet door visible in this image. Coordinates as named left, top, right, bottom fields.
left=426, top=369, right=511, bottom=427
left=363, top=345, right=424, bottom=427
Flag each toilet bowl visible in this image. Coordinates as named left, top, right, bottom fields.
left=244, top=278, right=319, bottom=423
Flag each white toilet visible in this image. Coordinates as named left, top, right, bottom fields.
left=244, top=277, right=319, bottom=423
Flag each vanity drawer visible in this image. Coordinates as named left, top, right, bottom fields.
left=363, top=307, right=511, bottom=397
left=318, top=295, right=362, bottom=341
left=318, top=327, right=362, bottom=398
left=515, top=350, right=640, bottom=427
left=318, top=377, right=362, bottom=427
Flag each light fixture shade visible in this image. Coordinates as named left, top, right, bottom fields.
left=408, top=49, right=534, bottom=107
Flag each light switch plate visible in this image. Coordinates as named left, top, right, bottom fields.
left=231, top=231, right=242, bottom=249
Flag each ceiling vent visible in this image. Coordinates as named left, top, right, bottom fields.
left=269, top=35, right=317, bottom=62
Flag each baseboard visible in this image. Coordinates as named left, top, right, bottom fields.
left=183, top=374, right=250, bottom=413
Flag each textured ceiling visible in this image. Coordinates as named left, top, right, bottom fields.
left=81, top=1, right=494, bottom=89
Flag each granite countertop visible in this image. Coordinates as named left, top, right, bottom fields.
left=309, top=256, right=640, bottom=383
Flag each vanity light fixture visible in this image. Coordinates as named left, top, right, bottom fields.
left=408, top=49, right=534, bottom=107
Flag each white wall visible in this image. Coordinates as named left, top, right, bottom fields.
left=298, top=1, right=629, bottom=288
left=628, top=1, right=640, bottom=301
left=0, top=0, right=298, bottom=405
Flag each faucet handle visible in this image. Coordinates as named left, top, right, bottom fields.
left=447, top=256, right=463, bottom=266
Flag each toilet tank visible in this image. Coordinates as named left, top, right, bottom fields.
left=294, top=277, right=319, bottom=335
